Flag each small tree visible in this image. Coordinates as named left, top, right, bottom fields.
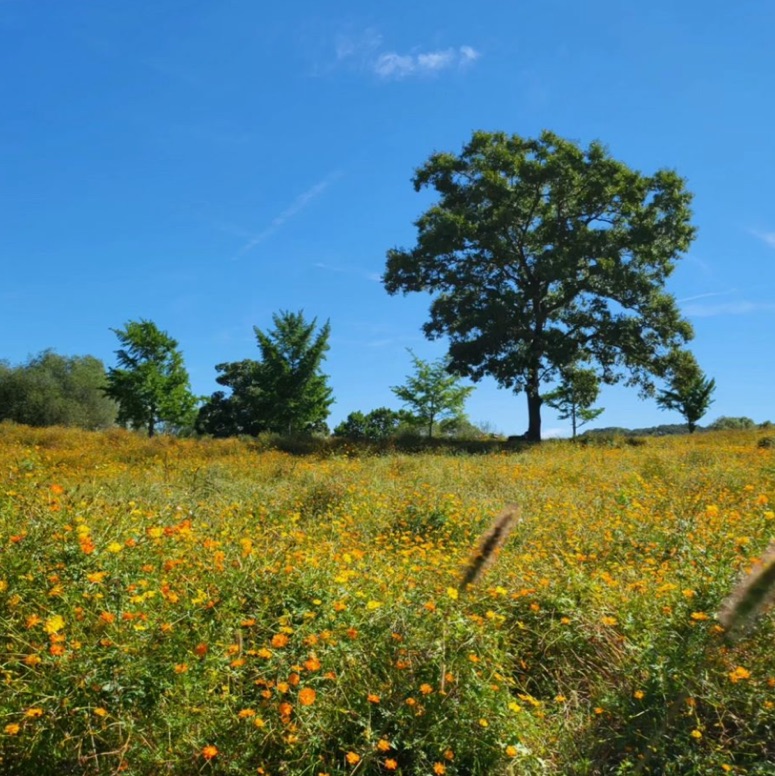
left=105, top=320, right=198, bottom=436
left=197, top=311, right=333, bottom=437
left=543, top=365, right=604, bottom=438
left=333, top=408, right=414, bottom=440
left=391, top=351, right=474, bottom=439
left=656, top=353, right=715, bottom=433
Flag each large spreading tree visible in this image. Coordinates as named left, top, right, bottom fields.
left=383, top=130, right=696, bottom=441
left=105, top=320, right=198, bottom=436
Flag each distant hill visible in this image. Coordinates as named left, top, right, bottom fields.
left=582, top=423, right=698, bottom=438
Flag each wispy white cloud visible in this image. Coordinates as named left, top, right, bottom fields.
left=683, top=300, right=775, bottom=317
left=335, top=27, right=382, bottom=63
left=233, top=171, right=342, bottom=259
left=373, top=45, right=480, bottom=80
left=677, top=290, right=733, bottom=304
left=313, top=262, right=381, bottom=282
left=330, top=27, right=480, bottom=80
left=752, top=230, right=775, bottom=249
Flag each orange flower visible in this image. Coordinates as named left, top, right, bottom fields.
left=433, top=764, right=446, bottom=775
left=201, top=745, right=218, bottom=760
left=420, top=683, right=433, bottom=695
left=50, top=484, right=65, bottom=495
left=367, top=693, right=380, bottom=704
left=194, top=642, right=208, bottom=657
left=345, top=752, right=360, bottom=765
left=99, top=611, right=116, bottom=624
left=4, top=723, right=20, bottom=736
left=24, top=708, right=44, bottom=718
left=729, top=666, right=751, bottom=683
left=237, top=708, right=256, bottom=718
left=271, top=633, right=289, bottom=648
left=384, top=759, right=398, bottom=771
left=304, top=656, right=321, bottom=671
left=174, top=663, right=188, bottom=674
left=298, top=687, right=316, bottom=706
left=376, top=739, right=391, bottom=752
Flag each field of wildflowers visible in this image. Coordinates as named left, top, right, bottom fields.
left=1, top=423, right=774, bottom=775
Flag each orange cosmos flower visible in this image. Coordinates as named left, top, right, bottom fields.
left=298, top=687, right=316, bottom=706
left=201, top=745, right=218, bottom=760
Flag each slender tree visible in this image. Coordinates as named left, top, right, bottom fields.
left=105, top=320, right=198, bottom=436
left=384, top=130, right=696, bottom=441
left=391, top=351, right=474, bottom=438
left=656, top=352, right=715, bottom=433
left=543, top=364, right=604, bottom=438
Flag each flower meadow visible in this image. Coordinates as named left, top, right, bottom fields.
left=1, top=424, right=774, bottom=775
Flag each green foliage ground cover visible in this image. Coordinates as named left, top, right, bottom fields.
left=0, top=425, right=773, bottom=774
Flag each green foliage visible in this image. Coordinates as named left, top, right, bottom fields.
left=384, top=129, right=696, bottom=441
left=543, top=364, right=604, bottom=438
left=333, top=407, right=414, bottom=440
left=197, top=311, right=333, bottom=437
left=391, top=351, right=474, bottom=439
left=709, top=416, right=755, bottom=431
left=657, top=353, right=716, bottom=433
left=0, top=350, right=117, bottom=429
left=104, top=320, right=198, bottom=436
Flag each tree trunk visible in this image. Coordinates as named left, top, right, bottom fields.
left=148, top=418, right=155, bottom=437
left=525, top=385, right=542, bottom=442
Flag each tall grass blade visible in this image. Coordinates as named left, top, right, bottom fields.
left=458, top=504, right=521, bottom=591
left=718, top=539, right=775, bottom=641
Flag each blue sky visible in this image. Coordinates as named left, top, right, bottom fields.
left=2, top=0, right=774, bottom=436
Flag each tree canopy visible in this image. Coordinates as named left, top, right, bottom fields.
left=383, top=129, right=696, bottom=441
left=391, top=351, right=474, bottom=438
left=197, top=311, right=333, bottom=437
left=105, top=320, right=198, bottom=436
left=0, top=350, right=117, bottom=429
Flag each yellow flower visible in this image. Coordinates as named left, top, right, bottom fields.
left=44, top=614, right=64, bottom=634
left=633, top=690, right=645, bottom=700
left=4, top=723, right=20, bottom=736
left=446, top=587, right=459, bottom=600
left=505, top=745, right=518, bottom=757
left=690, top=612, right=709, bottom=621
left=24, top=708, right=43, bottom=719
left=478, top=718, right=489, bottom=727
left=729, top=666, right=751, bottom=683
left=690, top=729, right=702, bottom=739
left=93, top=707, right=108, bottom=717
